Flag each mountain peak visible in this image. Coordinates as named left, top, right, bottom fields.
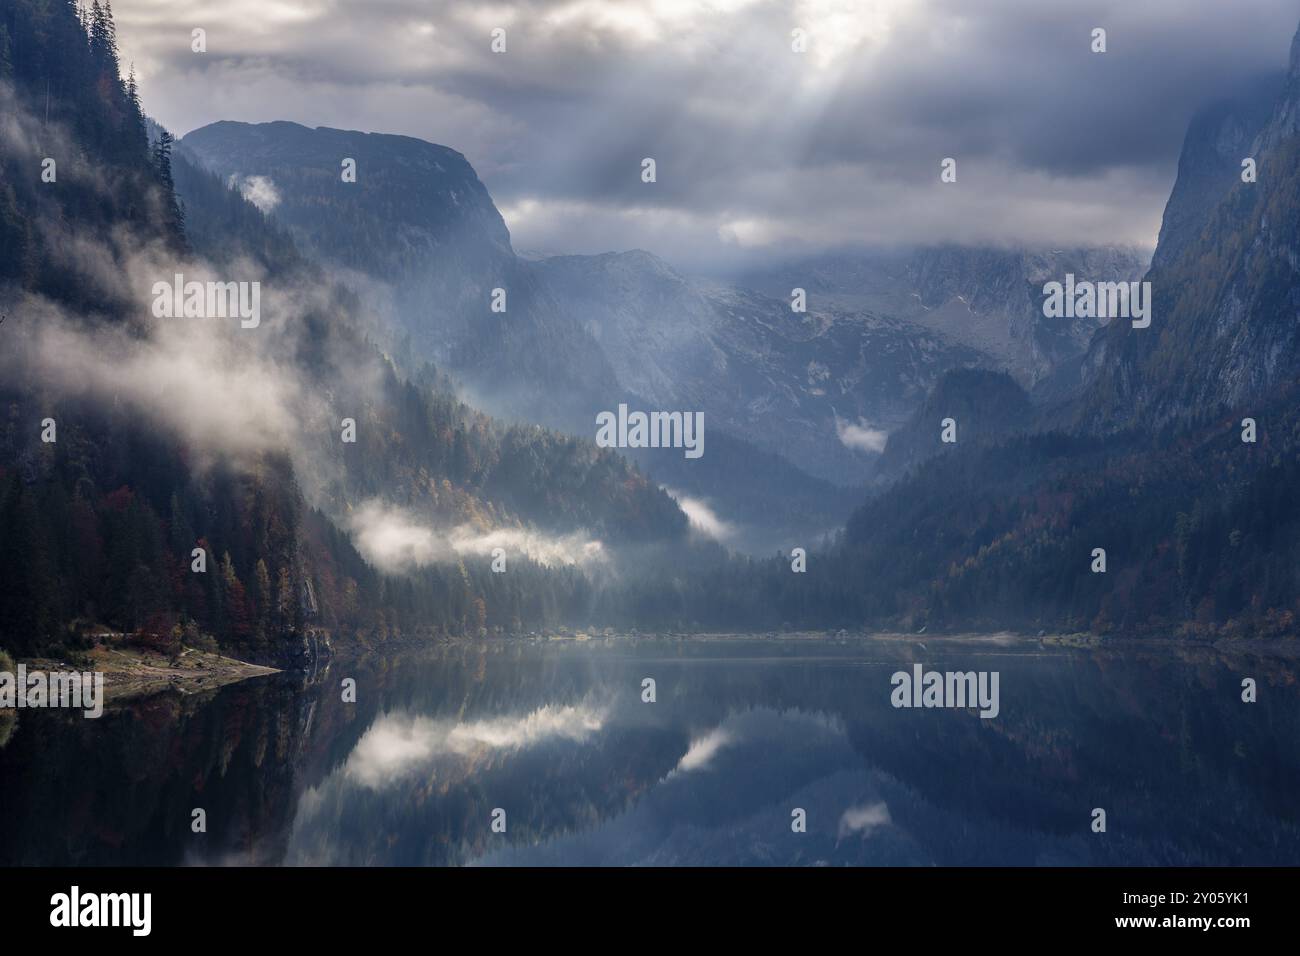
left=181, top=119, right=514, bottom=270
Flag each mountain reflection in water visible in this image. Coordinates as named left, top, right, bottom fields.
left=1, top=637, right=1297, bottom=866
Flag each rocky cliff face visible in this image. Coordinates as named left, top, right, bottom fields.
left=181, top=121, right=624, bottom=431
left=183, top=121, right=513, bottom=278
left=1150, top=75, right=1281, bottom=272
left=1077, top=34, right=1300, bottom=432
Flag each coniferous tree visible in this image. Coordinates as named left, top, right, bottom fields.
left=124, top=64, right=147, bottom=152
left=153, top=127, right=174, bottom=193
left=152, top=127, right=187, bottom=242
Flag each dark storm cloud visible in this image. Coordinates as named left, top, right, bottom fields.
left=112, top=1, right=1300, bottom=269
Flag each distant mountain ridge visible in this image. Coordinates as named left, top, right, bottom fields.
left=180, top=121, right=1147, bottom=497
left=529, top=248, right=989, bottom=484
left=729, top=245, right=1150, bottom=387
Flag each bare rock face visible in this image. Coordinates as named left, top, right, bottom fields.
left=1072, top=38, right=1300, bottom=434
left=182, top=120, right=624, bottom=433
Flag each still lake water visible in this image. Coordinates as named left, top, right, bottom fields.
left=2, top=635, right=1298, bottom=866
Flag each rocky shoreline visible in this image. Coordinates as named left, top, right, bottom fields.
left=20, top=644, right=279, bottom=705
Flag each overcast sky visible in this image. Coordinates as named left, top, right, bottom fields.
left=112, top=0, right=1300, bottom=271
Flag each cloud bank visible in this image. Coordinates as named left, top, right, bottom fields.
left=348, top=500, right=606, bottom=574
left=111, top=0, right=1300, bottom=270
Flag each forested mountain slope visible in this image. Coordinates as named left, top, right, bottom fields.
left=0, top=0, right=686, bottom=663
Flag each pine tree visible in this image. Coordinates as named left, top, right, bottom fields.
left=87, top=1, right=119, bottom=75
left=124, top=64, right=147, bottom=152
left=152, top=127, right=187, bottom=242
left=153, top=128, right=174, bottom=188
